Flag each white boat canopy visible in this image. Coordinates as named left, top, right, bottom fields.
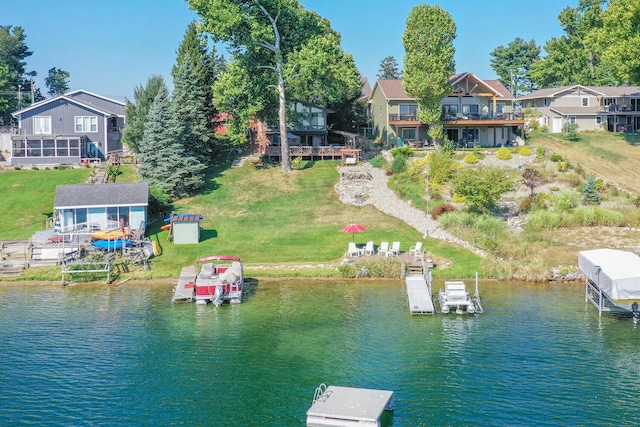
left=578, top=249, right=640, bottom=300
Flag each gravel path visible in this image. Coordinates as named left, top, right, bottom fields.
left=336, top=162, right=487, bottom=257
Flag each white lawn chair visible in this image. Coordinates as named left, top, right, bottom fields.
left=388, top=241, right=400, bottom=256
left=362, top=240, right=374, bottom=256
left=348, top=242, right=362, bottom=257
left=377, top=241, right=389, bottom=257
left=409, top=242, right=423, bottom=259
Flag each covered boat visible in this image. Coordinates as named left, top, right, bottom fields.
left=578, top=249, right=640, bottom=316
left=173, top=255, right=244, bottom=306
left=438, top=281, right=476, bottom=314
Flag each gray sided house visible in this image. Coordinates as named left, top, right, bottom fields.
left=517, top=85, right=640, bottom=133
left=54, top=182, right=148, bottom=233
left=11, top=90, right=125, bottom=166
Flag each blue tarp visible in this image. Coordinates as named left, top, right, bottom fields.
left=92, top=239, right=132, bottom=251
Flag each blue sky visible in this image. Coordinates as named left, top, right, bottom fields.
left=4, top=0, right=578, bottom=102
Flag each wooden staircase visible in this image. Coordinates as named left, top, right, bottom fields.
left=0, top=241, right=29, bottom=277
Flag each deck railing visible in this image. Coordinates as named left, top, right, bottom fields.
left=266, top=145, right=346, bottom=158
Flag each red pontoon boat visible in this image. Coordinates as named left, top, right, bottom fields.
left=173, top=255, right=244, bottom=306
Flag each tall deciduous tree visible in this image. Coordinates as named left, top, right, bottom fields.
left=490, top=38, right=540, bottom=97
left=189, top=0, right=331, bottom=173
left=377, top=56, right=402, bottom=79
left=402, top=4, right=456, bottom=143
left=44, top=67, right=70, bottom=96
left=285, top=32, right=364, bottom=134
left=122, top=75, right=164, bottom=153
left=138, top=85, right=206, bottom=200
left=0, top=25, right=32, bottom=124
left=588, top=0, right=640, bottom=84
left=530, top=0, right=614, bottom=87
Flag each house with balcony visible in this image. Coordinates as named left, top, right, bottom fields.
left=370, top=72, right=524, bottom=148
left=10, top=89, right=125, bottom=166
left=517, top=85, right=640, bottom=133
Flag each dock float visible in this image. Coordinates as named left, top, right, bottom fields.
left=405, top=262, right=434, bottom=315
left=307, top=384, right=394, bottom=427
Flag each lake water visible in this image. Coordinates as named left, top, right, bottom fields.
left=1, top=279, right=639, bottom=426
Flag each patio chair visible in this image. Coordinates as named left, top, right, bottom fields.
left=348, top=242, right=362, bottom=257
left=388, top=241, right=400, bottom=256
left=409, top=242, right=423, bottom=259
left=377, top=241, right=389, bottom=257
left=362, top=240, right=375, bottom=256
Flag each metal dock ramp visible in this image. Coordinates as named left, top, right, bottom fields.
left=405, top=262, right=434, bottom=315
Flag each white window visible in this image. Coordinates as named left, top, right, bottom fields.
left=33, top=116, right=51, bottom=134
left=582, top=97, right=589, bottom=107
left=75, top=116, right=98, bottom=132
left=596, top=116, right=603, bottom=125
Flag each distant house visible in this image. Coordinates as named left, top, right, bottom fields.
left=11, top=89, right=125, bottom=166
left=54, top=182, right=148, bottom=232
left=517, top=85, right=640, bottom=133
left=370, top=72, right=524, bottom=148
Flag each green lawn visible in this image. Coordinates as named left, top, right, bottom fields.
left=3, top=160, right=482, bottom=281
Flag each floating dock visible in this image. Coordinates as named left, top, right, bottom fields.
left=404, top=262, right=435, bottom=315
left=307, top=384, right=394, bottom=427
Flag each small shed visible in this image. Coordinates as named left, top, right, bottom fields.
left=171, top=214, right=201, bottom=245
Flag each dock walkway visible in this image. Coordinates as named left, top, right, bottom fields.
left=405, top=262, right=434, bottom=315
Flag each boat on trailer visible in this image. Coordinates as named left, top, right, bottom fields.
left=173, top=255, right=244, bottom=306
left=438, top=275, right=483, bottom=314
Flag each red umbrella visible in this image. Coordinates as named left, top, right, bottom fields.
left=340, top=223, right=367, bottom=242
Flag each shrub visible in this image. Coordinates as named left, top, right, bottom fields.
left=557, top=161, right=569, bottom=172
left=594, top=178, right=605, bottom=192
left=550, top=153, right=563, bottom=162
left=390, top=155, right=407, bottom=174
left=291, top=156, right=305, bottom=170
left=554, top=190, right=581, bottom=211
left=549, top=186, right=560, bottom=192
left=369, top=154, right=387, bottom=169
left=564, top=122, right=580, bottom=141
left=451, top=193, right=467, bottom=203
left=518, top=147, right=532, bottom=156
left=391, top=146, right=414, bottom=158
left=524, top=210, right=572, bottom=232
left=519, top=196, right=547, bottom=213
left=463, top=153, right=479, bottom=164
left=431, top=203, right=456, bottom=219
left=536, top=147, right=545, bottom=159
left=496, top=146, right=512, bottom=160
left=574, top=163, right=585, bottom=176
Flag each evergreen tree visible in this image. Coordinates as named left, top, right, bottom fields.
left=490, top=38, right=540, bottom=97
left=172, top=58, right=213, bottom=163
left=138, top=85, right=206, bottom=200
left=44, top=67, right=70, bottom=96
left=0, top=25, right=33, bottom=124
left=122, top=75, right=165, bottom=153
left=171, top=21, right=222, bottom=160
left=582, top=175, right=601, bottom=206
left=377, top=56, right=402, bottom=79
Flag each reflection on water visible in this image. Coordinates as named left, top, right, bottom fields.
left=1, top=280, right=640, bottom=426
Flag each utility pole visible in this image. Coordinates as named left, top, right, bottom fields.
left=17, top=84, right=22, bottom=109
left=30, top=76, right=35, bottom=105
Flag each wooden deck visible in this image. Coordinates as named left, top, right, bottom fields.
left=266, top=146, right=346, bottom=159
left=405, top=261, right=435, bottom=315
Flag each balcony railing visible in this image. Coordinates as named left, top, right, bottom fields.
left=442, top=112, right=525, bottom=122
left=389, top=114, right=418, bottom=122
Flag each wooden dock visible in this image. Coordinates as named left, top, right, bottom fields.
left=404, top=262, right=435, bottom=315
